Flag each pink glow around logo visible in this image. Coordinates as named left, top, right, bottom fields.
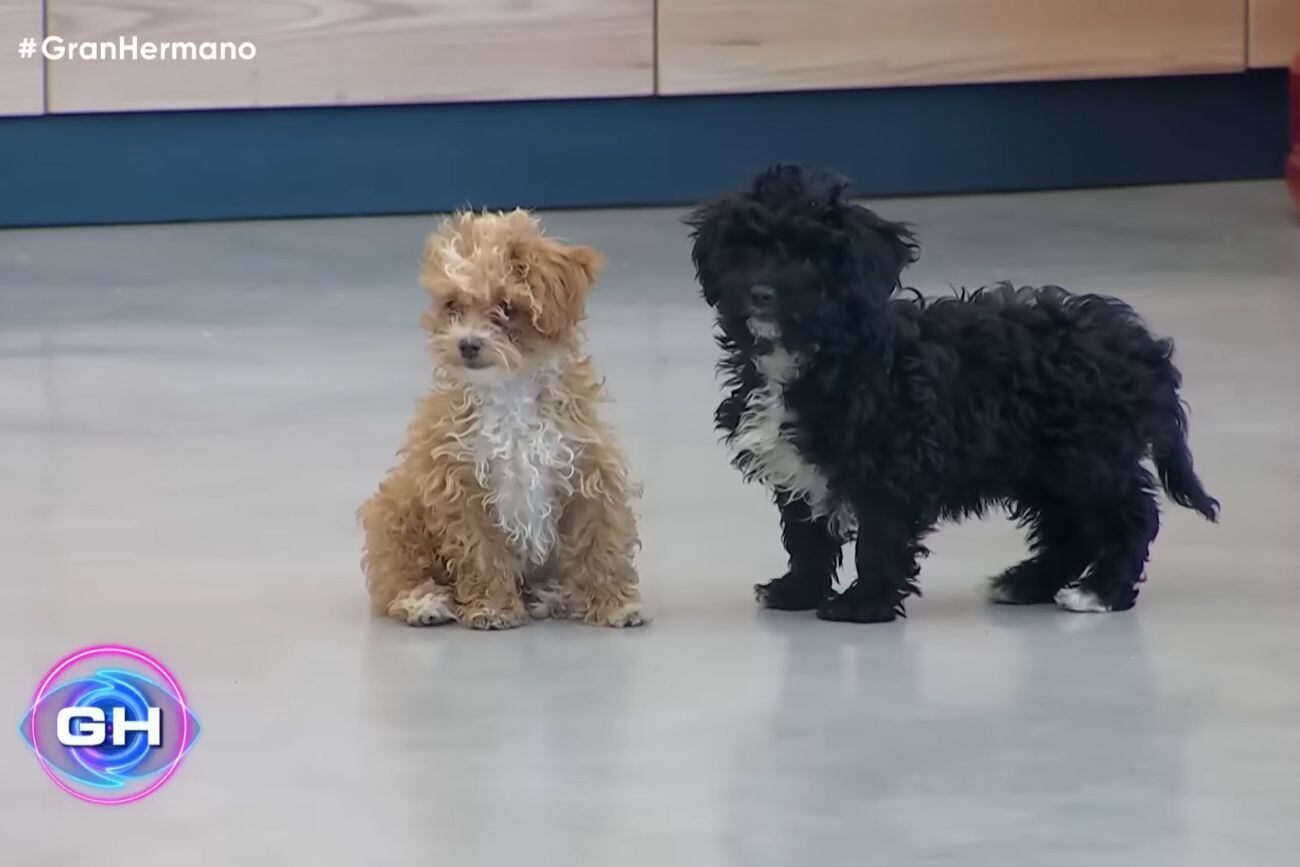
left=18, top=645, right=201, bottom=805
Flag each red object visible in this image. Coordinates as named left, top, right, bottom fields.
left=1290, top=51, right=1300, bottom=207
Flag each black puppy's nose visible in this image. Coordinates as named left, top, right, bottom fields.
left=750, top=284, right=776, bottom=308
left=458, top=337, right=483, bottom=360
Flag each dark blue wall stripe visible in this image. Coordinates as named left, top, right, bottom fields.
left=0, top=71, right=1287, bottom=228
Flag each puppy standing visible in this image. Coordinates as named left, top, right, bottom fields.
left=360, top=210, right=646, bottom=630
left=689, top=165, right=1218, bottom=623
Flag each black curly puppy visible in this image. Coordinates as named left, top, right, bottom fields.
left=687, top=165, right=1219, bottom=623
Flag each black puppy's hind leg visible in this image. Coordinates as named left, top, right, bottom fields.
left=755, top=496, right=842, bottom=611
left=818, top=506, right=929, bottom=624
left=988, top=498, right=1092, bottom=605
left=1057, top=471, right=1160, bottom=613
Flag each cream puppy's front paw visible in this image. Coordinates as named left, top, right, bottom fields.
left=583, top=600, right=650, bottom=628
left=459, top=602, right=529, bottom=631
left=388, top=584, right=455, bottom=627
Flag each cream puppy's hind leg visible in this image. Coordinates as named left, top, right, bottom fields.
left=359, top=480, right=455, bottom=627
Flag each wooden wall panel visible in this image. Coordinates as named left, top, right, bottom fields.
left=46, top=0, right=653, bottom=113
left=1249, top=0, right=1299, bottom=67
left=659, top=0, right=1247, bottom=96
left=0, top=0, right=44, bottom=115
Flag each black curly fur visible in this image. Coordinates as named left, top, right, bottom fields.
left=687, top=165, right=1219, bottom=623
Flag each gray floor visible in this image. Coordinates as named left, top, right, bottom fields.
left=1, top=183, right=1297, bottom=866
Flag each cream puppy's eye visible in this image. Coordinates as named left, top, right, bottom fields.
left=443, top=299, right=461, bottom=317
left=496, top=301, right=515, bottom=321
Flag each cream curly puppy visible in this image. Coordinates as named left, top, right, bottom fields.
left=360, top=210, right=646, bottom=630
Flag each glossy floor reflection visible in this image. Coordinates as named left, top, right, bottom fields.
left=1, top=182, right=1297, bottom=866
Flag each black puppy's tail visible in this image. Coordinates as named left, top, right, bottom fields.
left=1153, top=403, right=1219, bottom=521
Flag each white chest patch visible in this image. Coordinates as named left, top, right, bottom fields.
left=467, top=374, right=575, bottom=566
left=731, top=343, right=855, bottom=536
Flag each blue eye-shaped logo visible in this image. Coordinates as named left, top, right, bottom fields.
left=18, top=646, right=200, bottom=805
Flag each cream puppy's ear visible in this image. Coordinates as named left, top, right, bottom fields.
left=565, top=243, right=604, bottom=282
left=510, top=233, right=604, bottom=337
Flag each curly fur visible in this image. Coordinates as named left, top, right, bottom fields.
left=730, top=347, right=857, bottom=538
left=359, top=210, right=646, bottom=630
left=467, top=370, right=575, bottom=566
left=688, top=165, right=1219, bottom=623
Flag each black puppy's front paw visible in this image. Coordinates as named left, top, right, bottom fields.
left=986, top=558, right=1066, bottom=605
left=816, top=592, right=902, bottom=623
left=754, top=572, right=828, bottom=611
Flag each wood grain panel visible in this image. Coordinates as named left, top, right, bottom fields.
left=659, top=0, right=1247, bottom=96
left=0, top=0, right=44, bottom=115
left=46, top=0, right=652, bottom=113
left=1249, top=0, right=1299, bottom=67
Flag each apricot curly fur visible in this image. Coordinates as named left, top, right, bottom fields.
left=359, top=210, right=645, bottom=630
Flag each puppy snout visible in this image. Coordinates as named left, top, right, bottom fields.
left=749, top=284, right=776, bottom=310
left=458, top=337, right=484, bottom=360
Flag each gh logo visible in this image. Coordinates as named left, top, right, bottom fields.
left=56, top=706, right=162, bottom=747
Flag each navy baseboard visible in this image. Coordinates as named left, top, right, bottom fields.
left=0, top=70, right=1287, bottom=228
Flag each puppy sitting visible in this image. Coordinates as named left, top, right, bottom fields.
left=360, top=210, right=646, bottom=630
left=688, top=165, right=1218, bottom=623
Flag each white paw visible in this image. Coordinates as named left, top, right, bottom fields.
left=588, top=602, right=650, bottom=628
left=389, top=590, right=455, bottom=626
left=525, top=597, right=555, bottom=619
left=461, top=605, right=528, bottom=630
left=1054, top=585, right=1112, bottom=613
left=610, top=606, right=650, bottom=628
left=524, top=585, right=570, bottom=620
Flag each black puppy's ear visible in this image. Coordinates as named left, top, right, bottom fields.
left=684, top=198, right=727, bottom=306
left=818, top=170, right=854, bottom=206
left=841, top=204, right=920, bottom=293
